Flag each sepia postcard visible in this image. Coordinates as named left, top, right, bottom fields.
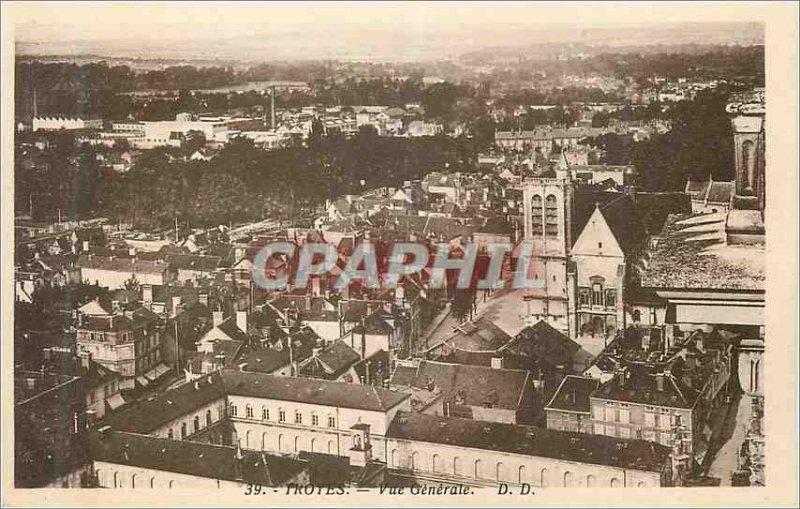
left=1, top=2, right=797, bottom=507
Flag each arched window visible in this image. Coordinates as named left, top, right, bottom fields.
left=474, top=459, right=482, bottom=478
left=262, top=406, right=269, bottom=420
left=327, top=440, right=334, bottom=454
left=518, top=465, right=526, bottom=484
left=390, top=449, right=398, bottom=467
left=563, top=471, right=572, bottom=487
left=278, top=434, right=284, bottom=451
left=431, top=454, right=440, bottom=473
left=545, top=194, right=558, bottom=236
left=496, top=462, right=504, bottom=481
left=113, top=471, right=120, bottom=488
left=149, top=477, right=156, bottom=489
left=168, top=480, right=175, bottom=489
left=411, top=451, right=420, bottom=470
left=229, top=403, right=237, bottom=417
left=95, top=469, right=102, bottom=487
left=193, top=415, right=200, bottom=433
left=531, top=194, right=543, bottom=235
left=294, top=410, right=303, bottom=424
left=637, top=481, right=647, bottom=488
left=278, top=408, right=286, bottom=423
left=294, top=436, right=300, bottom=452
left=168, top=428, right=173, bottom=440
left=540, top=468, right=548, bottom=487
left=586, top=474, right=595, bottom=487
left=245, top=404, right=254, bottom=419
left=180, top=422, right=187, bottom=439
left=245, top=430, right=252, bottom=448
left=453, top=457, right=461, bottom=476
left=206, top=409, right=212, bottom=427
left=262, top=432, right=268, bottom=451
left=130, top=473, right=136, bottom=488
left=610, top=477, right=620, bottom=488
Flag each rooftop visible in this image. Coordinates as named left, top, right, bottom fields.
left=386, top=412, right=669, bottom=473
left=91, top=429, right=307, bottom=485
left=390, top=360, right=530, bottom=411
left=640, top=213, right=765, bottom=291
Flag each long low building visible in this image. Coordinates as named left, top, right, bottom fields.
left=100, top=369, right=674, bottom=488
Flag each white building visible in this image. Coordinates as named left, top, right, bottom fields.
left=33, top=116, right=103, bottom=131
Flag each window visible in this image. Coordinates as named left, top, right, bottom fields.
left=592, top=283, right=603, bottom=306
left=328, top=416, right=336, bottom=428
left=531, top=195, right=543, bottom=235
left=598, top=242, right=603, bottom=249
left=262, top=407, right=269, bottom=420
left=206, top=410, right=212, bottom=427
left=311, top=414, right=319, bottom=426
left=295, top=411, right=302, bottom=425
left=168, top=428, right=173, bottom=440
left=605, top=289, right=617, bottom=308
left=229, top=404, right=237, bottom=417
left=180, top=422, right=187, bottom=440
left=619, top=404, right=630, bottom=424
left=193, top=415, right=200, bottom=433
left=246, top=405, right=254, bottom=419
left=278, top=409, right=286, bottom=423
left=579, top=288, right=590, bottom=307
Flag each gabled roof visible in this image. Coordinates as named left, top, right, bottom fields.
left=500, top=321, right=581, bottom=368
left=571, top=191, right=647, bottom=255
left=216, top=317, right=250, bottom=344
left=389, top=360, right=530, bottom=411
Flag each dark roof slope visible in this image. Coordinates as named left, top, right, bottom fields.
left=545, top=375, right=599, bottom=413
left=91, top=429, right=306, bottom=485
left=386, top=412, right=669, bottom=473
left=106, top=372, right=227, bottom=433
left=501, top=321, right=580, bottom=368
left=220, top=369, right=409, bottom=412
left=389, top=360, right=530, bottom=411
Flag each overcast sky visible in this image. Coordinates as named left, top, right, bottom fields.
left=9, top=2, right=765, bottom=61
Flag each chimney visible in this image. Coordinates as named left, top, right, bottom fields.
left=199, top=293, right=209, bottom=306
left=213, top=311, right=224, bottom=328
left=656, top=373, right=665, bottom=392
left=236, top=310, right=248, bottom=333
left=270, top=86, right=276, bottom=130
left=142, top=284, right=153, bottom=305
left=79, top=350, right=92, bottom=371
left=490, top=357, right=504, bottom=370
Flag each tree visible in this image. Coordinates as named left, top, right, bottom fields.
left=123, top=275, right=140, bottom=292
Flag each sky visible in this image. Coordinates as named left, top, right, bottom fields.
left=8, top=2, right=766, bottom=61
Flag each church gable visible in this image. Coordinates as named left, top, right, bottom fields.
left=572, top=207, right=624, bottom=258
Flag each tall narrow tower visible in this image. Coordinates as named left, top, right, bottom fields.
left=270, top=86, right=276, bottom=130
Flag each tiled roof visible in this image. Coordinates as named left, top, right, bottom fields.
left=501, top=321, right=581, bottom=368
left=166, top=254, right=221, bottom=272
left=106, top=372, right=228, bottom=434
left=221, top=369, right=409, bottom=412
left=386, top=412, right=669, bottom=473
left=91, top=429, right=307, bottom=485
left=389, top=360, right=530, bottom=411
left=77, top=255, right=167, bottom=275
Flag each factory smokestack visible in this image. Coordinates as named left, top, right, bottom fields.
left=270, top=86, right=276, bottom=130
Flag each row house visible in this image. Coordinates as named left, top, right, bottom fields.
left=103, top=369, right=672, bottom=487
